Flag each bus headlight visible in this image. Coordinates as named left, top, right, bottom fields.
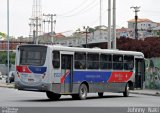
left=42, top=73, right=46, bottom=79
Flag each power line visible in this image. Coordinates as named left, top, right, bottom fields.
left=87, top=10, right=106, bottom=27
left=59, top=0, right=87, bottom=15
left=58, top=0, right=98, bottom=18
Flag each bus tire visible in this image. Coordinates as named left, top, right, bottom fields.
left=46, top=91, right=61, bottom=100
left=98, top=92, right=104, bottom=97
left=123, top=83, right=129, bottom=97
left=78, top=84, right=88, bottom=100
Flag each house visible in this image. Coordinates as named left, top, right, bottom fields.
left=128, top=18, right=159, bottom=39
left=116, top=27, right=133, bottom=38
left=128, top=18, right=158, bottom=30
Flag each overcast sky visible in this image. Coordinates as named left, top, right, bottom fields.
left=0, top=0, right=160, bottom=37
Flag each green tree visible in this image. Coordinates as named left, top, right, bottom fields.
left=0, top=51, right=15, bottom=64
left=0, top=32, right=6, bottom=39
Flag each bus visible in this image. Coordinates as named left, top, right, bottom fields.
left=15, top=44, right=145, bottom=100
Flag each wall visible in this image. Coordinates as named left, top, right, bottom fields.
left=145, top=58, right=160, bottom=89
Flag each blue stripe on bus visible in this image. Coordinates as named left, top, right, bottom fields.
left=28, top=66, right=47, bottom=74
left=64, top=71, right=112, bottom=83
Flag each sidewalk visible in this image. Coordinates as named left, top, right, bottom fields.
left=130, top=89, right=160, bottom=96
left=0, top=78, right=15, bottom=88
left=0, top=83, right=15, bottom=88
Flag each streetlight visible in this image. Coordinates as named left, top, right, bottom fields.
left=7, top=0, right=10, bottom=84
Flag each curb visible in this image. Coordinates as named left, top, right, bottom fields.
left=0, top=83, right=15, bottom=88
left=130, top=91, right=160, bottom=96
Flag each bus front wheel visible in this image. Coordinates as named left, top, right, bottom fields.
left=46, top=91, right=61, bottom=100
left=123, top=83, right=129, bottom=97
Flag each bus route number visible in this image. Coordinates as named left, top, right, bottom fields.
left=54, top=73, right=61, bottom=77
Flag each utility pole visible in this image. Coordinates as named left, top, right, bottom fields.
left=100, top=0, right=102, bottom=39
left=29, top=0, right=43, bottom=44
left=83, top=26, right=90, bottom=48
left=35, top=17, right=39, bottom=44
left=29, top=17, right=41, bottom=44
left=131, top=6, right=140, bottom=40
left=112, top=0, right=116, bottom=49
left=43, top=14, right=56, bottom=44
left=7, top=0, right=10, bottom=84
left=108, top=0, right=111, bottom=49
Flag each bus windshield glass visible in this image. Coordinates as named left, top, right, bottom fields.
left=19, top=45, right=47, bottom=66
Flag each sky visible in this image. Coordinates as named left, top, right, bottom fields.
left=0, top=0, right=160, bottom=37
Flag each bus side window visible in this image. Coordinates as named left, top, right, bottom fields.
left=124, top=55, right=134, bottom=70
left=113, top=55, right=123, bottom=70
left=52, top=51, right=60, bottom=68
left=87, top=53, right=99, bottom=69
left=74, top=52, right=86, bottom=69
left=100, top=54, right=112, bottom=69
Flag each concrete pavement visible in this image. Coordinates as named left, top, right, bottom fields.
left=0, top=80, right=160, bottom=96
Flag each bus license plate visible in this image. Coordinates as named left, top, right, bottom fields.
left=28, top=78, right=34, bottom=82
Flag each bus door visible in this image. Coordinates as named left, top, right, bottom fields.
left=61, top=54, right=73, bottom=93
left=135, top=58, right=145, bottom=89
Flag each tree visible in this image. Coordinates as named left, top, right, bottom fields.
left=0, top=32, right=6, bottom=39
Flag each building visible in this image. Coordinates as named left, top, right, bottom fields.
left=116, top=27, right=133, bottom=38
left=128, top=18, right=159, bottom=39
left=56, top=27, right=109, bottom=47
left=152, top=26, right=160, bottom=37
left=128, top=18, right=158, bottom=30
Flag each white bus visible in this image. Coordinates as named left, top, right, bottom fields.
left=15, top=44, right=145, bottom=100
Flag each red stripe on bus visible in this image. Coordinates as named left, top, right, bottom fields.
left=60, top=71, right=70, bottom=83
left=16, top=66, right=31, bottom=73
left=108, top=72, right=133, bottom=83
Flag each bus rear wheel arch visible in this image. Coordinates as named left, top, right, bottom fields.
left=72, top=83, right=88, bottom=100
left=46, top=91, right=61, bottom=100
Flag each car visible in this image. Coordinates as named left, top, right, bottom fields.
left=0, top=72, right=2, bottom=80
left=6, top=71, right=15, bottom=83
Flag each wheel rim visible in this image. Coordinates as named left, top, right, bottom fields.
left=80, top=86, right=87, bottom=98
left=126, top=84, right=129, bottom=95
left=127, top=84, right=129, bottom=91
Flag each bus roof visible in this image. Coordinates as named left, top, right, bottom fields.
left=18, top=44, right=144, bottom=58
left=49, top=45, right=144, bottom=58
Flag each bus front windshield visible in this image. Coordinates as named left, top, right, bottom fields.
left=19, top=45, right=47, bottom=66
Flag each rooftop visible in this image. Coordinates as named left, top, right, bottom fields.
left=128, top=18, right=153, bottom=23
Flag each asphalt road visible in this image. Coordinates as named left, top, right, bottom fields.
left=0, top=87, right=160, bottom=107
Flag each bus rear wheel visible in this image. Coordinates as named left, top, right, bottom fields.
left=123, top=83, right=129, bottom=97
left=46, top=91, right=61, bottom=100
left=78, top=84, right=88, bottom=100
